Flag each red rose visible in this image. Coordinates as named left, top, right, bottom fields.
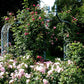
left=37, top=56, right=42, bottom=59
left=24, top=32, right=29, bottom=35
left=33, top=4, right=35, bottom=7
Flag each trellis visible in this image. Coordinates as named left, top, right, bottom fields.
left=1, top=23, right=11, bottom=56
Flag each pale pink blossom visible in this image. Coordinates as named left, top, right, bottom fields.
left=24, top=64, right=28, bottom=68
left=9, top=80, right=14, bottom=84
left=0, top=67, right=5, bottom=72
left=8, top=65, right=13, bottom=69
left=25, top=73, right=31, bottom=78
left=44, top=61, right=52, bottom=69
left=47, top=70, right=53, bottom=76
left=68, top=60, right=73, bottom=64
left=35, top=66, right=45, bottom=74
left=43, top=79, right=48, bottom=84
left=26, top=79, right=30, bottom=84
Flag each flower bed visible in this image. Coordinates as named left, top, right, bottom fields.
left=0, top=53, right=83, bottom=84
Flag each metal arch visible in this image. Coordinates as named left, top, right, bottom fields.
left=1, top=23, right=11, bottom=56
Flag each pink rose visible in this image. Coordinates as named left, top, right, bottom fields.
left=27, top=23, right=30, bottom=26
left=30, top=11, right=34, bottom=15
left=37, top=4, right=40, bottom=7
left=41, top=21, right=44, bottom=24
left=51, top=42, right=54, bottom=45
left=5, top=17, right=10, bottom=20
left=9, top=12, right=12, bottom=15
left=46, top=20, right=50, bottom=23
left=35, top=11, right=37, bottom=14
left=67, top=34, right=69, bottom=37
left=32, top=15, right=34, bottom=18
left=33, top=4, right=35, bottom=7
left=26, top=8, right=30, bottom=10
left=56, top=38, right=58, bottom=41
left=24, top=32, right=29, bottom=35
left=32, top=18, right=35, bottom=21
left=53, top=26, right=56, bottom=29
left=39, top=16, right=41, bottom=19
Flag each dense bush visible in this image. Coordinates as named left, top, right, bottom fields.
left=0, top=53, right=83, bottom=84
left=65, top=42, right=84, bottom=68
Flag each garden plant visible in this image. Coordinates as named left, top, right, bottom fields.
left=0, top=0, right=84, bottom=84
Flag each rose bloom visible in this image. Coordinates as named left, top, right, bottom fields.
left=41, top=21, right=44, bottom=24
left=46, top=20, right=50, bottom=23
left=53, top=26, right=56, bottom=29
left=32, top=18, right=35, bottom=21
left=5, top=17, right=10, bottom=20
left=25, top=73, right=31, bottom=78
left=24, top=32, right=29, bottom=35
left=67, top=34, right=69, bottom=37
left=43, top=79, right=48, bottom=84
left=30, top=11, right=34, bottom=15
left=33, top=4, right=35, bottom=7
left=27, top=23, right=30, bottom=26
left=9, top=12, right=12, bottom=15
left=37, top=4, right=40, bottom=7
left=37, top=56, right=42, bottom=59
left=35, top=11, right=37, bottom=14
left=39, top=16, right=41, bottom=19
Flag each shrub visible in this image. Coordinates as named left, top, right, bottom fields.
left=65, top=42, right=84, bottom=68
left=0, top=54, right=84, bottom=84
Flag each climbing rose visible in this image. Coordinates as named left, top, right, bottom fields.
left=56, top=38, right=58, bottom=41
left=39, top=16, right=41, bottom=19
left=9, top=13, right=12, bottom=15
left=67, top=34, right=69, bottom=37
left=53, top=26, right=56, bottom=29
left=37, top=4, right=40, bottom=7
left=5, top=17, right=10, bottom=20
left=46, top=20, right=50, bottom=23
left=41, top=21, right=44, bottom=24
left=33, top=4, right=35, bottom=7
left=30, top=11, right=34, bottom=15
left=37, top=56, right=42, bottom=59
left=35, top=11, right=37, bottom=14
left=32, top=18, right=35, bottom=21
left=24, top=33, right=29, bottom=35
left=27, top=23, right=30, bottom=26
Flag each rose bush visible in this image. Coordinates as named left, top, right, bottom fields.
left=0, top=53, right=84, bottom=84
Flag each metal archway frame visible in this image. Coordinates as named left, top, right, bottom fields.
left=1, top=23, right=11, bottom=56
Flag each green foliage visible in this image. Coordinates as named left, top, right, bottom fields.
left=65, top=42, right=84, bottom=68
